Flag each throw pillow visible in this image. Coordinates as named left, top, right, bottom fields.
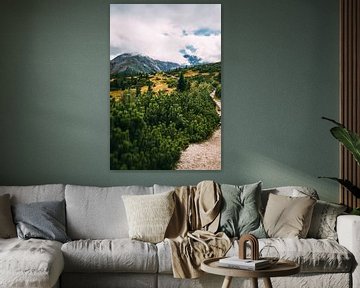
left=0, top=194, right=17, bottom=238
left=218, top=182, right=266, bottom=238
left=307, top=200, right=347, bottom=240
left=122, top=191, right=175, bottom=243
left=12, top=200, right=70, bottom=243
left=263, top=193, right=316, bottom=238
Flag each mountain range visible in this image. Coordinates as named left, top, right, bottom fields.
left=110, top=53, right=180, bottom=76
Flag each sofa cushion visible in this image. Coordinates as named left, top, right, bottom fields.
left=261, top=238, right=353, bottom=273
left=158, top=237, right=353, bottom=274
left=12, top=200, right=70, bottom=243
left=307, top=200, right=347, bottom=240
left=0, top=194, right=16, bottom=238
left=263, top=194, right=316, bottom=238
left=218, top=182, right=266, bottom=238
left=0, top=238, right=64, bottom=288
left=122, top=191, right=175, bottom=243
left=261, top=186, right=319, bottom=213
left=61, top=239, right=158, bottom=273
left=65, top=185, right=153, bottom=239
left=232, top=238, right=353, bottom=273
left=0, top=184, right=65, bottom=204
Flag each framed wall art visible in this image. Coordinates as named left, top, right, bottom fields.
left=110, top=4, right=221, bottom=170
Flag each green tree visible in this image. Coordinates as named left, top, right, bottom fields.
left=177, top=72, right=188, bottom=92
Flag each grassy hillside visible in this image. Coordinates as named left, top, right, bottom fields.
left=110, top=62, right=221, bottom=100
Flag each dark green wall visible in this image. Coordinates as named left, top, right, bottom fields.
left=0, top=0, right=340, bottom=202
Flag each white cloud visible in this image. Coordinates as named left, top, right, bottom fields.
left=110, top=4, right=221, bottom=64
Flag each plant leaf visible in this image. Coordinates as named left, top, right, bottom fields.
left=330, top=126, right=360, bottom=165
left=322, top=117, right=360, bottom=165
left=318, top=177, right=360, bottom=198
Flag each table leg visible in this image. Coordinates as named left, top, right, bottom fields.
left=221, top=276, right=233, bottom=288
left=251, top=278, right=258, bottom=288
left=263, top=277, right=273, bottom=288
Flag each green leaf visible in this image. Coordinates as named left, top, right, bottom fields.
left=322, top=117, right=360, bottom=165
left=330, top=127, right=360, bottom=165
left=318, top=177, right=360, bottom=198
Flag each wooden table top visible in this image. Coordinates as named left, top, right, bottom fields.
left=201, top=257, right=300, bottom=278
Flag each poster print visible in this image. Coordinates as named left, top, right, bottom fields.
left=110, top=4, right=221, bottom=170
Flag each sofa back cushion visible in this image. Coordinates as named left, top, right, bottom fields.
left=0, top=194, right=17, bottom=238
left=0, top=184, right=65, bottom=204
left=65, top=185, right=153, bottom=239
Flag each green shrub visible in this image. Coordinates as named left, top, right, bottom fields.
left=110, top=83, right=220, bottom=170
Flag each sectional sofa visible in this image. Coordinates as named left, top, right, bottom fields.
left=0, top=183, right=359, bottom=288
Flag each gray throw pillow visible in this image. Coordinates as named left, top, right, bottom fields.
left=0, top=194, right=17, bottom=238
left=307, top=200, right=347, bottom=240
left=12, top=200, right=70, bottom=243
left=218, top=182, right=266, bottom=238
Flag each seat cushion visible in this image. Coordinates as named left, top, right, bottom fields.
left=0, top=238, right=64, bottom=288
left=157, top=238, right=354, bottom=274
left=228, top=238, right=354, bottom=273
left=62, top=239, right=158, bottom=273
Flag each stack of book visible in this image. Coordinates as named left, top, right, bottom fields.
left=218, top=257, right=271, bottom=270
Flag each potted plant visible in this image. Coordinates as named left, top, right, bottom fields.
left=320, top=117, right=360, bottom=215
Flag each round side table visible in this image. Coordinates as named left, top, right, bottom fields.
left=201, top=257, right=300, bottom=288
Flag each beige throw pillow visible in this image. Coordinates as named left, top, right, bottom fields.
left=0, top=194, right=17, bottom=238
left=122, top=191, right=175, bottom=243
left=263, top=193, right=316, bottom=238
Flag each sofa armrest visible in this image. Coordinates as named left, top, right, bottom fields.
left=337, top=215, right=360, bottom=288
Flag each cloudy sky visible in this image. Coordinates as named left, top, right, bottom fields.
left=110, top=4, right=221, bottom=65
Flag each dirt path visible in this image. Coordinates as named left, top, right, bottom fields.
left=176, top=91, right=221, bottom=170
left=176, top=127, right=221, bottom=170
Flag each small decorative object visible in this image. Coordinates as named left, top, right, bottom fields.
left=238, top=234, right=259, bottom=260
left=259, top=245, right=280, bottom=265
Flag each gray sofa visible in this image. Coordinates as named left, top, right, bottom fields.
left=0, top=184, right=359, bottom=288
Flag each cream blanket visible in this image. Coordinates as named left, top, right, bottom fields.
left=165, top=181, right=231, bottom=278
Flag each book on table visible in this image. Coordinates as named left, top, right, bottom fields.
left=218, top=257, right=271, bottom=270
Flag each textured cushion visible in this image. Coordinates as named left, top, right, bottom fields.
left=158, top=237, right=353, bottom=274
left=0, top=238, right=64, bottom=288
left=263, top=193, right=316, bottom=238
left=307, top=200, right=347, bottom=240
left=218, top=182, right=266, bottom=238
left=65, top=185, right=153, bottom=239
left=0, top=184, right=65, bottom=204
left=0, top=194, right=16, bottom=238
left=153, top=184, right=176, bottom=194
left=122, top=191, right=175, bottom=243
left=12, top=200, right=70, bottom=243
left=61, top=239, right=158, bottom=273
left=225, top=238, right=353, bottom=273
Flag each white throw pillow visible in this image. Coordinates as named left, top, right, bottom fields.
left=122, top=191, right=175, bottom=243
